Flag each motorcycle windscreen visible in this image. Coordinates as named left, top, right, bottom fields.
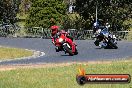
left=101, top=29, right=109, bottom=37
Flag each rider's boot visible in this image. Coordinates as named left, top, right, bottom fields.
left=99, top=42, right=107, bottom=48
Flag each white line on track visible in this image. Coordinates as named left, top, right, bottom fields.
left=0, top=46, right=46, bottom=62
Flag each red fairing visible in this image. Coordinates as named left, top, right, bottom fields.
left=54, top=33, right=76, bottom=53
left=71, top=41, right=76, bottom=53
left=55, top=34, right=65, bottom=46
left=65, top=37, right=75, bottom=53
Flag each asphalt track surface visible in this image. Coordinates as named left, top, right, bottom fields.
left=0, top=38, right=132, bottom=65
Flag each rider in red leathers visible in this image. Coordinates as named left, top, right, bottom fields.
left=50, top=25, right=59, bottom=44
left=50, top=25, right=75, bottom=53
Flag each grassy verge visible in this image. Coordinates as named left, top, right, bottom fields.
left=0, top=47, right=33, bottom=60
left=0, top=60, right=132, bottom=88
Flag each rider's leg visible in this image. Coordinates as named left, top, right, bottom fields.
left=94, top=36, right=103, bottom=46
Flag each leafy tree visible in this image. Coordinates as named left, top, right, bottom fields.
left=75, top=0, right=132, bottom=31
left=19, top=0, right=31, bottom=15
left=63, top=14, right=86, bottom=30
left=25, top=0, right=68, bottom=28
left=0, top=0, right=19, bottom=24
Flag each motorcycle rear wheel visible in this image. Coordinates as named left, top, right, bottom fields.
left=74, top=48, right=78, bottom=55
left=63, top=44, right=74, bottom=56
left=109, top=39, right=118, bottom=49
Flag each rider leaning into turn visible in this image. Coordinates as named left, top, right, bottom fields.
left=50, top=25, right=75, bottom=52
left=94, top=22, right=110, bottom=48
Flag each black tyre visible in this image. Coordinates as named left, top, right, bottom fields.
left=74, top=48, right=78, bottom=55
left=76, top=76, right=86, bottom=85
left=63, top=44, right=74, bottom=56
left=109, top=39, right=118, bottom=49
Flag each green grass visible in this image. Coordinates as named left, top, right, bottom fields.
left=0, top=47, right=33, bottom=60
left=0, top=60, right=132, bottom=88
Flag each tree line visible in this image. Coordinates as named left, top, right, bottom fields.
left=75, top=0, right=132, bottom=31
left=0, top=0, right=131, bottom=31
left=0, top=0, right=20, bottom=24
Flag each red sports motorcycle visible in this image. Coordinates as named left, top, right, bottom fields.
left=52, top=32, right=78, bottom=56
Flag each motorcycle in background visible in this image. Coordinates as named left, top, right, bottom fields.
left=94, top=27, right=118, bottom=49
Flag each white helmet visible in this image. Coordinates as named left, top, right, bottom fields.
left=105, top=23, right=110, bottom=28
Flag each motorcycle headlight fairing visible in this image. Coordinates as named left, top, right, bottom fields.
left=112, top=35, right=117, bottom=39
left=59, top=38, right=63, bottom=42
left=96, top=29, right=101, bottom=34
